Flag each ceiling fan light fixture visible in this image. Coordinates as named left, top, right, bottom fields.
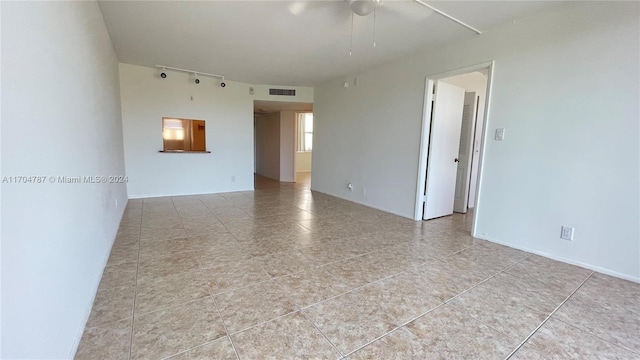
left=349, top=0, right=375, bottom=16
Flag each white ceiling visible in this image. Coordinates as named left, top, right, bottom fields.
left=98, top=0, right=561, bottom=86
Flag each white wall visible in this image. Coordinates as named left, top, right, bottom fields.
left=1, top=1, right=128, bottom=358
left=296, top=152, right=313, bottom=172
left=255, top=113, right=281, bottom=180
left=120, top=64, right=313, bottom=197
left=280, top=111, right=296, bottom=182
left=312, top=2, right=640, bottom=281
left=441, top=71, right=488, bottom=207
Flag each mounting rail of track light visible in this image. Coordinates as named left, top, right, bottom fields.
left=154, top=64, right=226, bottom=87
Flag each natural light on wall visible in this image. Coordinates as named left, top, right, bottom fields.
left=297, top=113, right=313, bottom=152
left=162, top=118, right=185, bottom=140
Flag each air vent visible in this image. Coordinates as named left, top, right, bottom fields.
left=269, top=88, right=296, bottom=96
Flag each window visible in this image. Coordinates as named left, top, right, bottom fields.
left=297, top=113, right=313, bottom=152
left=161, top=117, right=208, bottom=152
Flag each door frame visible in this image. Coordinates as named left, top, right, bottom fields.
left=413, top=61, right=494, bottom=237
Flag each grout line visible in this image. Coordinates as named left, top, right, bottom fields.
left=169, top=198, right=239, bottom=360
left=503, top=271, right=595, bottom=360
left=300, top=310, right=345, bottom=358
left=340, top=302, right=448, bottom=358
left=121, top=190, right=556, bottom=359
left=127, top=201, right=143, bottom=360
left=337, top=254, right=535, bottom=358
left=200, top=270, right=241, bottom=360
left=224, top=303, right=299, bottom=337
left=551, top=316, right=640, bottom=356
left=158, top=337, right=228, bottom=360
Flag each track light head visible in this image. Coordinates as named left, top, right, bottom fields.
left=160, top=72, right=167, bottom=79
left=194, top=78, right=200, bottom=84
left=220, top=82, right=226, bottom=88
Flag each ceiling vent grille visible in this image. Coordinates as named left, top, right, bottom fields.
left=269, top=88, right=296, bottom=96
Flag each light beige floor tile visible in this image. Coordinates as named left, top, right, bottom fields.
left=86, top=284, right=135, bottom=328
left=140, top=226, right=187, bottom=242
left=232, top=312, right=340, bottom=359
left=137, top=237, right=203, bottom=261
left=303, top=274, right=441, bottom=355
left=140, top=219, right=183, bottom=231
left=200, top=257, right=271, bottom=294
left=448, top=279, right=547, bottom=341
left=75, top=318, right=131, bottom=360
left=136, top=251, right=199, bottom=282
left=481, top=272, right=572, bottom=314
left=363, top=272, right=443, bottom=324
left=403, top=304, right=517, bottom=359
left=407, top=258, right=488, bottom=302
left=135, top=270, right=210, bottom=314
left=505, top=255, right=592, bottom=292
left=83, top=182, right=640, bottom=359
left=165, top=337, right=236, bottom=360
left=346, top=327, right=435, bottom=360
left=214, top=280, right=297, bottom=333
left=194, top=242, right=253, bottom=268
left=243, top=237, right=295, bottom=257
left=522, top=318, right=639, bottom=359
left=99, top=260, right=137, bottom=290
left=108, top=240, right=139, bottom=265
left=355, top=248, right=426, bottom=281
left=571, top=272, right=640, bottom=311
left=255, top=249, right=314, bottom=277
left=508, top=345, right=551, bottom=360
left=131, top=297, right=226, bottom=360
left=325, top=255, right=380, bottom=288
left=553, top=284, right=640, bottom=353
left=443, top=249, right=510, bottom=279
left=276, top=267, right=353, bottom=308
left=297, top=242, right=365, bottom=265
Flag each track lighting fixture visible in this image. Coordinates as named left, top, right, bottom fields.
left=154, top=64, right=226, bottom=88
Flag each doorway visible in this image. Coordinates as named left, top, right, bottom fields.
left=414, top=62, right=493, bottom=236
left=253, top=100, right=313, bottom=189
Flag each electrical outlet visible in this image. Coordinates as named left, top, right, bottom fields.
left=560, top=226, right=574, bottom=241
left=231, top=175, right=236, bottom=182
left=363, top=187, right=367, bottom=196
left=115, top=199, right=118, bottom=208
left=347, top=183, right=353, bottom=191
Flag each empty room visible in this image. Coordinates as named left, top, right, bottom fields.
left=2, top=1, right=639, bottom=359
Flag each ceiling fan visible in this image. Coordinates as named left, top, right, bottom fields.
left=289, top=0, right=480, bottom=41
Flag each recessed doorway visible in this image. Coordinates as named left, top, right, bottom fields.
left=414, top=62, right=493, bottom=237
left=253, top=100, right=313, bottom=189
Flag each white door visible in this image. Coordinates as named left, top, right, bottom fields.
left=453, top=92, right=478, bottom=213
left=423, top=81, right=465, bottom=220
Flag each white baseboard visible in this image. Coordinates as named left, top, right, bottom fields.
left=310, top=188, right=412, bottom=219
left=474, top=235, right=640, bottom=284
left=128, top=188, right=254, bottom=199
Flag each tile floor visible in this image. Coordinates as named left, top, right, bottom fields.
left=77, top=174, right=640, bottom=359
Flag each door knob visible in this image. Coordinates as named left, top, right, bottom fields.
left=454, top=158, right=460, bottom=163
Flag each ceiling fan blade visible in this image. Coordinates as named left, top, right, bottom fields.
left=289, top=0, right=351, bottom=24
left=380, top=0, right=433, bottom=22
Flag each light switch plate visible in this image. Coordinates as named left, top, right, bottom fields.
left=495, top=128, right=505, bottom=141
